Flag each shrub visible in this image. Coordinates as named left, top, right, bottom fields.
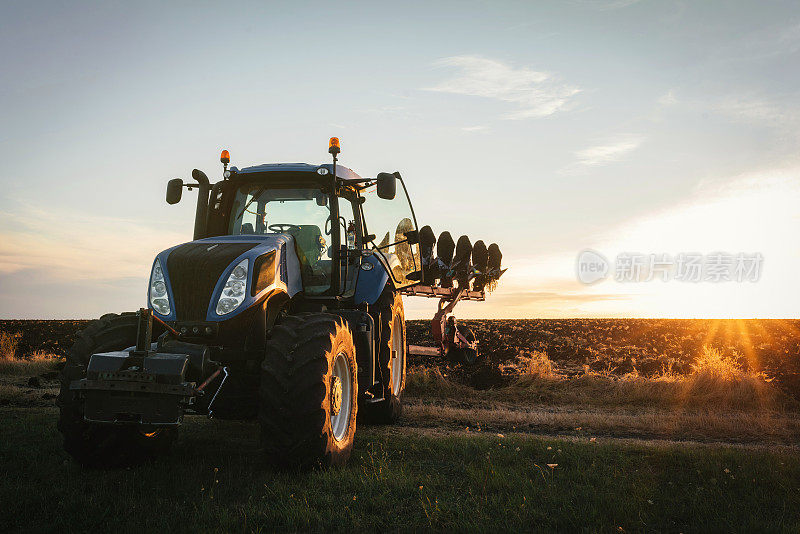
left=499, top=350, right=557, bottom=379
left=0, top=331, right=20, bottom=359
left=519, top=350, right=556, bottom=379
left=0, top=348, right=61, bottom=376
left=680, top=346, right=777, bottom=411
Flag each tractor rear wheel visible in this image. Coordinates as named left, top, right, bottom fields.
left=57, top=313, right=175, bottom=467
left=259, top=313, right=358, bottom=468
left=363, top=290, right=406, bottom=424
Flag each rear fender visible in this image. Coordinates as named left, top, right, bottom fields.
left=330, top=310, right=377, bottom=392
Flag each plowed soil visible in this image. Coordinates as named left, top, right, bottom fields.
left=3, top=318, right=800, bottom=394
left=407, top=319, right=800, bottom=393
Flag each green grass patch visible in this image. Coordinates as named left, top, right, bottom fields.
left=2, top=408, right=799, bottom=532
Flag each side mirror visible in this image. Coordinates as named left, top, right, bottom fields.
left=376, top=172, right=396, bottom=200
left=166, top=178, right=183, bottom=205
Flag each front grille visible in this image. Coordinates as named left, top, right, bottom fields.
left=167, top=242, right=257, bottom=320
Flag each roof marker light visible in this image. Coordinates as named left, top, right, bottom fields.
left=328, top=137, right=340, bottom=155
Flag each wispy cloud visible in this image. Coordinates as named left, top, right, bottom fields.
left=561, top=135, right=644, bottom=174
left=0, top=203, right=192, bottom=318
left=0, top=203, right=185, bottom=281
left=426, top=56, right=580, bottom=119
left=721, top=21, right=800, bottom=61
left=713, top=95, right=798, bottom=126
left=359, top=105, right=414, bottom=119
left=657, top=90, right=678, bottom=106
left=461, top=125, right=488, bottom=132
left=658, top=89, right=799, bottom=132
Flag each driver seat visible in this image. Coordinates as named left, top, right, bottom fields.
left=288, top=225, right=325, bottom=266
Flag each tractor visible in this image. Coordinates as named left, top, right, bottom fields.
left=57, top=138, right=503, bottom=468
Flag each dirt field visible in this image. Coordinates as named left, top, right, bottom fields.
left=4, top=318, right=799, bottom=387
left=406, top=319, right=800, bottom=392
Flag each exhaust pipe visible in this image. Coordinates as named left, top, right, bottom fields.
left=192, top=169, right=211, bottom=240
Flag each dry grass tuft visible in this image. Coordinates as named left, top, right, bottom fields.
left=0, top=331, right=21, bottom=359
left=678, top=346, right=777, bottom=411
left=406, top=367, right=474, bottom=398
left=516, top=350, right=557, bottom=379
left=0, top=351, right=61, bottom=376
left=408, top=345, right=785, bottom=413
left=689, top=346, right=749, bottom=378
left=0, top=345, right=61, bottom=406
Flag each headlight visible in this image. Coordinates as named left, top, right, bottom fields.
left=216, top=259, right=248, bottom=315
left=149, top=259, right=171, bottom=316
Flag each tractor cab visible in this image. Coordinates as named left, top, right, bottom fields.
left=167, top=142, right=421, bottom=304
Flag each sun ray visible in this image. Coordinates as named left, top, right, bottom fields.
left=701, top=319, right=722, bottom=351
left=734, top=319, right=760, bottom=373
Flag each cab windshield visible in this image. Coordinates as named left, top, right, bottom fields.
left=229, top=185, right=332, bottom=295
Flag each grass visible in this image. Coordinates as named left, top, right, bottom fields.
left=0, top=330, right=20, bottom=359
left=2, top=407, right=800, bottom=532
left=682, top=346, right=778, bottom=410
left=409, top=346, right=786, bottom=413
left=515, top=349, right=556, bottom=378
left=0, top=351, right=61, bottom=407
left=0, top=351, right=61, bottom=377
left=1, top=328, right=63, bottom=379
left=403, top=346, right=797, bottom=445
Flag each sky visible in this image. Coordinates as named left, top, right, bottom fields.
left=1, top=0, right=799, bottom=319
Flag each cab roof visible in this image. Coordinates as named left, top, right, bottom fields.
left=234, top=163, right=365, bottom=182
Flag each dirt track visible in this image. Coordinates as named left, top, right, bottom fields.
left=398, top=398, right=800, bottom=448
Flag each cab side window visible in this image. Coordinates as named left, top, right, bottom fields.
left=359, top=180, right=419, bottom=287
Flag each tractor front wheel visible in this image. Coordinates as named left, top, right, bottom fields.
left=259, top=313, right=358, bottom=468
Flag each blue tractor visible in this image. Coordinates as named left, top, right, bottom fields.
left=57, top=139, right=503, bottom=468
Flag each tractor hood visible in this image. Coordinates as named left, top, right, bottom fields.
left=149, top=234, right=302, bottom=322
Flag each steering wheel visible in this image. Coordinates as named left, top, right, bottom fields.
left=324, top=215, right=347, bottom=236
left=268, top=223, right=300, bottom=233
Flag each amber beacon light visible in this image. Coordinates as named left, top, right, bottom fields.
left=328, top=137, right=340, bottom=155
